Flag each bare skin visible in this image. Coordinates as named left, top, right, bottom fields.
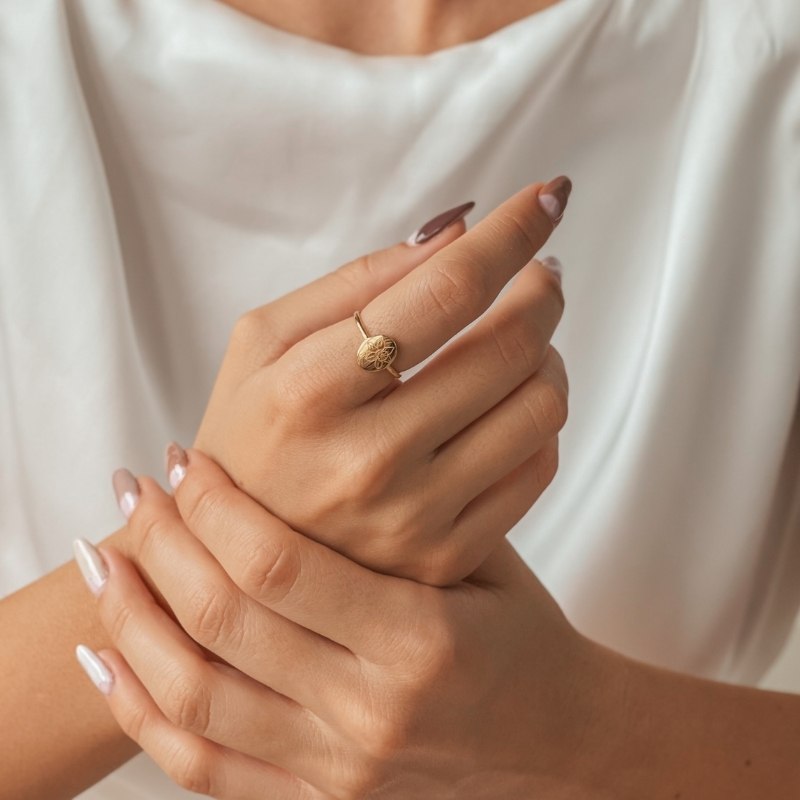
left=2, top=3, right=800, bottom=800
left=4, top=8, right=566, bottom=795
left=220, top=0, right=564, bottom=56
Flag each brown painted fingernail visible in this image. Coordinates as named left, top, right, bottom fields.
left=165, top=441, right=188, bottom=490
left=112, top=468, right=140, bottom=519
left=537, top=175, right=573, bottom=225
left=406, top=200, right=475, bottom=245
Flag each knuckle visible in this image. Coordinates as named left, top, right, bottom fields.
left=167, top=741, right=216, bottom=796
left=331, top=756, right=385, bottom=800
left=488, top=313, right=540, bottom=374
left=229, top=309, right=281, bottom=356
left=180, top=481, right=229, bottom=537
left=239, top=536, right=301, bottom=605
left=504, top=209, right=543, bottom=253
left=525, top=369, right=568, bottom=436
left=401, top=595, right=457, bottom=678
left=183, top=582, right=243, bottom=652
left=161, top=666, right=214, bottom=736
left=117, top=695, right=150, bottom=744
left=335, top=250, right=380, bottom=290
left=230, top=309, right=261, bottom=343
left=346, top=697, right=408, bottom=770
left=105, top=599, right=136, bottom=646
left=341, top=687, right=411, bottom=785
left=419, top=622, right=458, bottom=680
left=423, top=542, right=476, bottom=586
left=422, top=258, right=487, bottom=325
left=537, top=437, right=560, bottom=486
left=403, top=533, right=469, bottom=586
left=491, top=205, right=553, bottom=268
left=366, top=715, right=408, bottom=765
left=132, top=505, right=171, bottom=563
left=348, top=425, right=399, bottom=500
left=229, top=309, right=288, bottom=366
left=270, top=351, right=326, bottom=408
left=538, top=375, right=569, bottom=432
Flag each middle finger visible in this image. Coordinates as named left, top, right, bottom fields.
left=276, top=177, right=571, bottom=410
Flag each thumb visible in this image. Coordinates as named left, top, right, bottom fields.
left=249, top=201, right=475, bottom=358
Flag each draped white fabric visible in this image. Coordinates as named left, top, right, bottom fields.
left=1, top=1, right=798, bottom=796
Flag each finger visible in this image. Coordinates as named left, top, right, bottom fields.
left=94, top=545, right=341, bottom=788
left=82, top=647, right=323, bottom=800
left=440, top=439, right=560, bottom=583
left=281, top=176, right=571, bottom=408
left=231, top=205, right=473, bottom=370
left=126, top=478, right=356, bottom=716
left=173, top=448, right=419, bottom=661
left=430, top=345, right=568, bottom=510
left=380, top=258, right=564, bottom=455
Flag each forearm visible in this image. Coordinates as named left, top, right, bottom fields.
left=0, top=528, right=139, bottom=800
left=591, top=641, right=800, bottom=798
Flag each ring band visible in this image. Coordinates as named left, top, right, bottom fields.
left=353, top=311, right=401, bottom=379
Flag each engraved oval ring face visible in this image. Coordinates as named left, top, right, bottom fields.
left=357, top=334, right=398, bottom=372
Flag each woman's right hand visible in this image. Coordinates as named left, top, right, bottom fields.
left=189, top=178, right=571, bottom=585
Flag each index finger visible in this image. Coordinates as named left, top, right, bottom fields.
left=284, top=176, right=572, bottom=408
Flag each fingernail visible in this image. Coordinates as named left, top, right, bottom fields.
left=112, top=468, right=140, bottom=519
left=540, top=255, right=563, bottom=285
left=537, top=176, right=573, bottom=225
left=75, top=644, right=114, bottom=695
left=406, top=200, right=475, bottom=245
left=165, top=441, right=188, bottom=490
left=73, top=538, right=108, bottom=596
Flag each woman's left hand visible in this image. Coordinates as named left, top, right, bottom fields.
left=80, top=450, right=620, bottom=799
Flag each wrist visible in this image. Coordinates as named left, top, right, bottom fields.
left=551, top=636, right=641, bottom=799
left=575, top=637, right=800, bottom=799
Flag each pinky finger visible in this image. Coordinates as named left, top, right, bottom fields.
left=75, top=645, right=326, bottom=800
left=442, top=438, right=560, bottom=583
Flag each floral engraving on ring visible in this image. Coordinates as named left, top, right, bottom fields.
left=357, top=335, right=398, bottom=372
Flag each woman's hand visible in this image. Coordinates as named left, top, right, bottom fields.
left=79, top=450, right=614, bottom=800
left=192, top=178, right=571, bottom=585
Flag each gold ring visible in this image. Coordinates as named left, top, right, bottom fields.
left=353, top=311, right=401, bottom=379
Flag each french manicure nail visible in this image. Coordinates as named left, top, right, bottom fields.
left=112, top=468, right=140, bottom=519
left=537, top=175, right=573, bottom=225
left=75, top=644, right=114, bottom=695
left=73, top=538, right=108, bottom=595
left=165, top=441, right=188, bottom=490
left=406, top=200, right=476, bottom=245
left=540, top=255, right=563, bottom=284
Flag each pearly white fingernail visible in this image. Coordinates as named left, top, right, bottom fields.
left=73, top=538, right=109, bottom=595
left=75, top=644, right=114, bottom=695
left=540, top=255, right=563, bottom=284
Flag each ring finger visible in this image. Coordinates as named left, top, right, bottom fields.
left=429, top=345, right=568, bottom=510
